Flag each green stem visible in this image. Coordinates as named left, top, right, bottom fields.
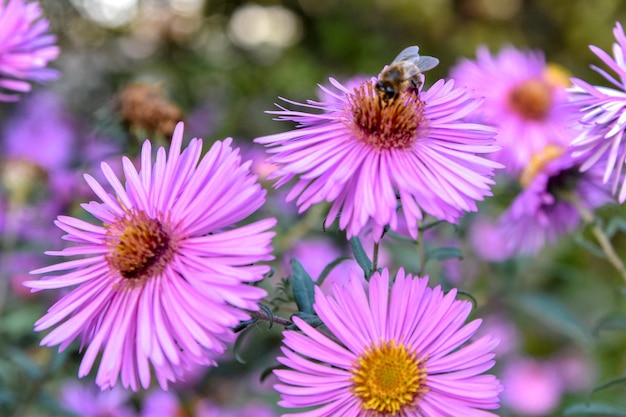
left=417, top=221, right=427, bottom=276
left=569, top=194, right=626, bottom=284
left=372, top=241, right=380, bottom=275
left=249, top=310, right=293, bottom=327
left=0, top=204, right=20, bottom=315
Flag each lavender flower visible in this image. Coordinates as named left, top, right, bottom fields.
left=26, top=122, right=276, bottom=391
left=59, top=382, right=136, bottom=417
left=451, top=46, right=574, bottom=174
left=256, top=76, right=500, bottom=241
left=499, top=145, right=612, bottom=254
left=569, top=22, right=626, bottom=202
left=0, top=0, right=59, bottom=101
left=274, top=267, right=502, bottom=416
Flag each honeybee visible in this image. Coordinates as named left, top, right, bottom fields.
left=375, top=46, right=439, bottom=102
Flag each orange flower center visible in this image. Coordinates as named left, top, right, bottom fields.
left=105, top=210, right=175, bottom=282
left=507, top=78, right=553, bottom=120
left=351, top=340, right=428, bottom=415
left=348, top=80, right=426, bottom=150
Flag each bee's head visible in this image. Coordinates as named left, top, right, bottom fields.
left=375, top=80, right=397, bottom=101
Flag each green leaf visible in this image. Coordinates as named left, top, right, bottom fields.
left=455, top=290, right=477, bottom=309
left=258, top=303, right=275, bottom=329
left=385, top=231, right=416, bottom=243
left=7, top=348, right=41, bottom=379
left=290, top=258, right=316, bottom=315
left=349, top=237, right=372, bottom=278
left=425, top=246, right=463, bottom=262
left=232, top=319, right=256, bottom=333
left=36, top=390, right=82, bottom=417
left=49, top=347, right=72, bottom=374
left=1, top=308, right=42, bottom=338
left=564, top=403, right=626, bottom=416
left=0, top=388, right=15, bottom=408
left=515, top=294, right=591, bottom=346
left=594, top=313, right=626, bottom=334
left=419, top=220, right=446, bottom=232
left=260, top=364, right=288, bottom=382
left=288, top=312, right=323, bottom=330
left=233, top=325, right=256, bottom=364
left=605, top=215, right=626, bottom=238
left=591, top=375, right=626, bottom=396
left=574, top=229, right=605, bottom=258
left=317, top=256, right=351, bottom=287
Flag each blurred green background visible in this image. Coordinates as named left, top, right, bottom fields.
left=34, top=0, right=626, bottom=140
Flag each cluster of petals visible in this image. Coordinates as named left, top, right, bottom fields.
left=451, top=45, right=575, bottom=175
left=499, top=149, right=612, bottom=254
left=255, top=77, right=501, bottom=241
left=569, top=21, right=626, bottom=203
left=274, top=267, right=502, bottom=416
left=26, top=122, right=276, bottom=390
left=0, top=0, right=59, bottom=101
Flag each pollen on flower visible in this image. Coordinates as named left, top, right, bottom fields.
left=347, top=80, right=426, bottom=150
left=519, top=144, right=565, bottom=187
left=351, top=339, right=427, bottom=415
left=104, top=210, right=176, bottom=282
left=507, top=78, right=553, bottom=120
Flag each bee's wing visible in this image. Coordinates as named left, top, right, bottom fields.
left=397, top=63, right=423, bottom=79
left=416, top=56, right=439, bottom=72
left=391, top=46, right=420, bottom=64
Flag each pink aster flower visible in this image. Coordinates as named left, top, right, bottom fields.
left=255, top=76, right=501, bottom=241
left=450, top=46, right=574, bottom=174
left=499, top=144, right=612, bottom=255
left=501, top=357, right=563, bottom=416
left=2, top=91, right=75, bottom=171
left=274, top=267, right=502, bottom=416
left=59, top=381, right=136, bottom=417
left=25, top=122, right=276, bottom=391
left=0, top=0, right=60, bottom=102
left=141, top=390, right=277, bottom=417
left=569, top=22, right=626, bottom=202
left=468, top=215, right=514, bottom=262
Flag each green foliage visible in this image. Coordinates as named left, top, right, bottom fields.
left=289, top=258, right=316, bottom=315
left=565, top=403, right=626, bottom=416
left=349, top=236, right=373, bottom=278
left=514, top=293, right=592, bottom=347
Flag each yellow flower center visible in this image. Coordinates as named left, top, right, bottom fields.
left=507, top=78, right=553, bottom=120
left=544, top=63, right=572, bottom=89
left=348, top=80, right=426, bottom=150
left=519, top=144, right=565, bottom=188
left=105, top=210, right=175, bottom=282
left=351, top=340, right=427, bottom=415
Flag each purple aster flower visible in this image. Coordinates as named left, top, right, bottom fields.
left=2, top=91, right=75, bottom=171
left=569, top=22, right=626, bottom=202
left=499, top=145, right=612, bottom=255
left=25, top=122, right=276, bottom=391
left=450, top=46, right=574, bottom=175
left=274, top=267, right=502, bottom=416
left=195, top=400, right=277, bottom=417
left=501, top=357, right=563, bottom=417
left=255, top=76, right=501, bottom=241
left=141, top=390, right=277, bottom=417
left=59, top=381, right=136, bottom=417
left=0, top=0, right=60, bottom=102
left=140, top=390, right=181, bottom=417
left=468, top=215, right=514, bottom=262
